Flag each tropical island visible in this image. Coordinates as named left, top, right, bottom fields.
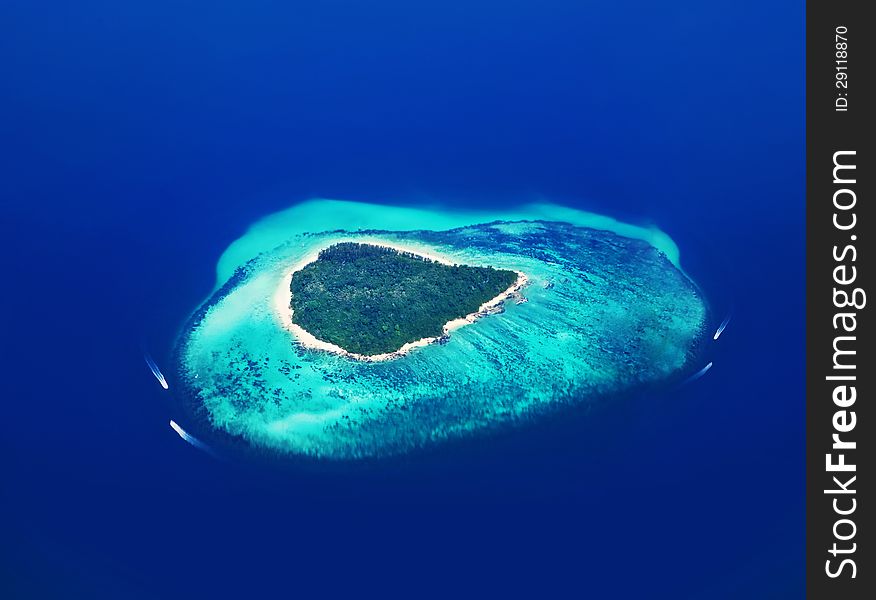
left=176, top=201, right=710, bottom=459
left=288, top=242, right=520, bottom=356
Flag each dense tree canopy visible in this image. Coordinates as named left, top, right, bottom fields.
left=290, top=243, right=517, bottom=355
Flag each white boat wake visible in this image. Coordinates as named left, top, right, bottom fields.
left=169, top=420, right=215, bottom=456
left=713, top=314, right=732, bottom=340
left=144, top=353, right=169, bottom=389
left=682, top=361, right=713, bottom=386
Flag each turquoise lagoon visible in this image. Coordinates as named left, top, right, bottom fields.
left=173, top=200, right=709, bottom=459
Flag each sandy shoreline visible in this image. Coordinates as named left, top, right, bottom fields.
left=271, top=239, right=528, bottom=362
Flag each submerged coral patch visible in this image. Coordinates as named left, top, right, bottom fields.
left=173, top=200, right=708, bottom=459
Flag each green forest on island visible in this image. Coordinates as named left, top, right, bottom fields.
left=289, top=242, right=517, bottom=355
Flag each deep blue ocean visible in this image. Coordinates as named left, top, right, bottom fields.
left=1, top=1, right=804, bottom=597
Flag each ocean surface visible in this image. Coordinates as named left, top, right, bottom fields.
left=1, top=1, right=804, bottom=598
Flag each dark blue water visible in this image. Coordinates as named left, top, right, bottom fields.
left=2, top=1, right=804, bottom=597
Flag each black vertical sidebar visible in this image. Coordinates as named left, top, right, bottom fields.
left=806, top=0, right=872, bottom=597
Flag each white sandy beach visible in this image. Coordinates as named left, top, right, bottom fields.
left=271, top=239, right=528, bottom=361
